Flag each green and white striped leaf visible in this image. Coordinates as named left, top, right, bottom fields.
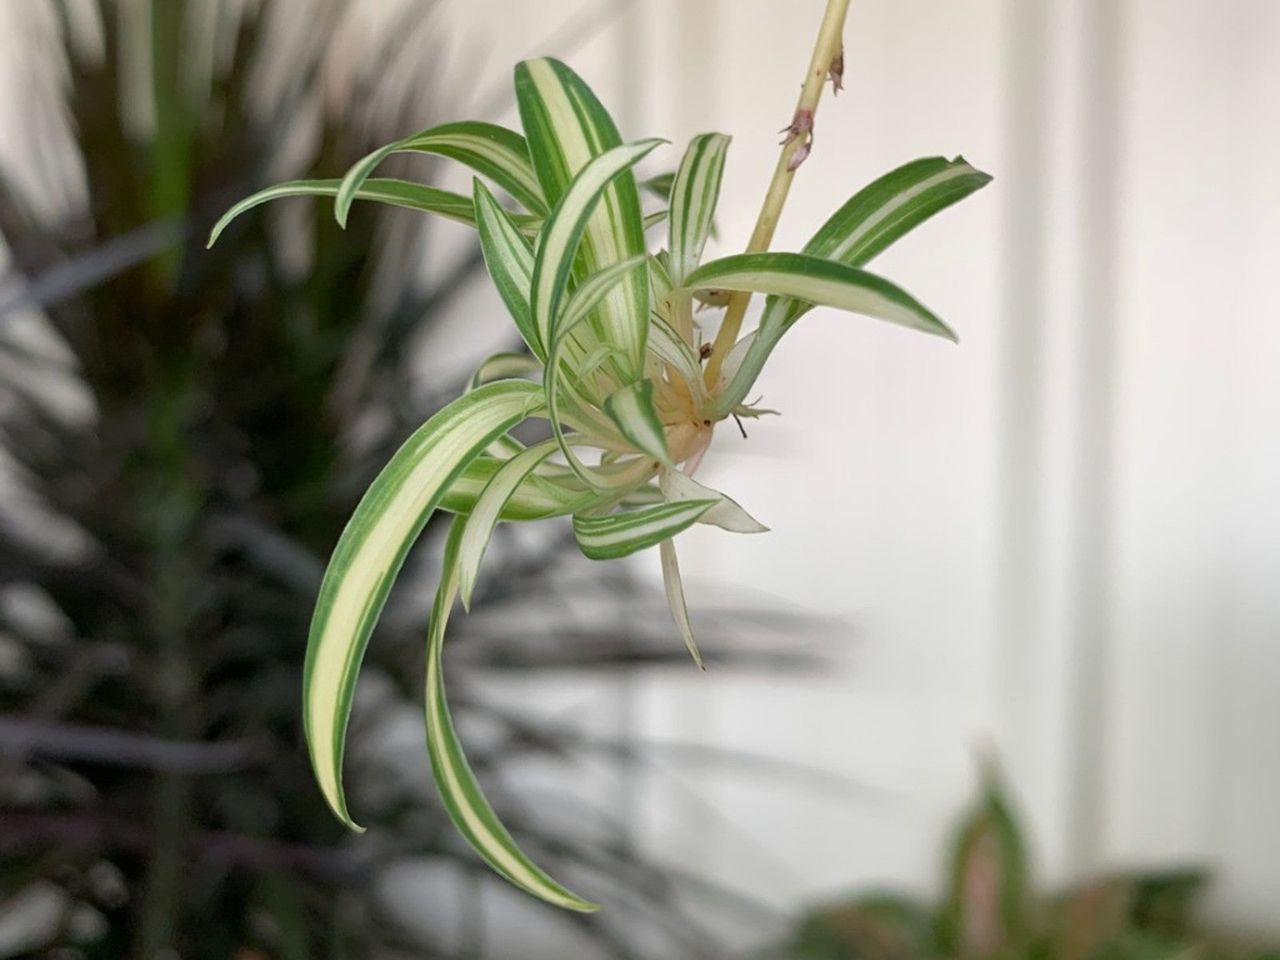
left=457, top=439, right=561, bottom=609
left=335, top=120, right=545, bottom=227
left=667, top=133, right=730, bottom=284
left=530, top=139, right=662, bottom=367
left=303, top=380, right=542, bottom=829
left=516, top=58, right=654, bottom=377
left=683, top=253, right=956, bottom=341
left=572, top=499, right=717, bottom=561
left=602, top=379, right=671, bottom=466
left=439, top=457, right=594, bottom=522
left=660, top=469, right=767, bottom=533
left=659, top=539, right=703, bottom=669
left=473, top=181, right=545, bottom=360
left=557, top=255, right=650, bottom=352
left=208, top=179, right=497, bottom=248
left=647, top=317, right=703, bottom=387
left=803, top=155, right=991, bottom=268
left=540, top=255, right=651, bottom=489
left=426, top=518, right=599, bottom=911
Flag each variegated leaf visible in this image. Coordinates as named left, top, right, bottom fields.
left=303, top=380, right=541, bottom=829
left=516, top=58, right=655, bottom=377
left=425, top=518, right=599, bottom=911
left=572, top=500, right=717, bottom=561
left=335, top=120, right=546, bottom=226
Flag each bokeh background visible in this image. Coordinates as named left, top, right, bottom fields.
left=0, top=0, right=1277, bottom=958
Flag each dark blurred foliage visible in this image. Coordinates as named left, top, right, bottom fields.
left=0, top=2, right=818, bottom=957
left=763, top=765, right=1280, bottom=960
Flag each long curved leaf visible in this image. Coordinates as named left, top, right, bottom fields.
left=426, top=518, right=600, bottom=911
left=516, top=58, right=655, bottom=377
left=208, top=179, right=497, bottom=248
left=303, top=380, right=542, bottom=828
left=335, top=120, right=546, bottom=226
left=572, top=500, right=717, bottom=561
left=659, top=539, right=702, bottom=669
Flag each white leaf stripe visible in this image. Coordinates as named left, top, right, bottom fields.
left=530, top=139, right=661, bottom=364
left=683, top=252, right=957, bottom=342
left=208, top=179, right=488, bottom=248
left=335, top=120, right=545, bottom=226
left=659, top=539, right=703, bottom=669
left=803, top=155, right=992, bottom=268
left=303, top=380, right=542, bottom=829
left=668, top=133, right=730, bottom=284
left=472, top=182, right=546, bottom=361
left=426, top=518, right=600, bottom=911
left=602, top=379, right=671, bottom=466
left=516, top=58, right=654, bottom=377
left=457, top=439, right=561, bottom=608
left=573, top=500, right=717, bottom=561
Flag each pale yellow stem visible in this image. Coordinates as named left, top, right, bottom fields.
left=702, top=0, right=852, bottom=390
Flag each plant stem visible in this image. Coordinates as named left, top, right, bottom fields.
left=703, top=0, right=852, bottom=389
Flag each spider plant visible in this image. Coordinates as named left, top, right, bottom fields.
left=0, top=1, right=826, bottom=956
left=211, top=0, right=991, bottom=912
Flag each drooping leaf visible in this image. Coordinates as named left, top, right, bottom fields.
left=659, top=538, right=703, bottom=669
left=335, top=120, right=546, bottom=226
left=516, top=58, right=655, bottom=377
left=425, top=518, right=600, bottom=911
left=602, top=379, right=671, bottom=466
left=457, top=439, right=563, bottom=608
left=303, top=380, right=542, bottom=828
left=208, top=179, right=516, bottom=248
left=572, top=500, right=717, bottom=561
left=667, top=132, right=730, bottom=284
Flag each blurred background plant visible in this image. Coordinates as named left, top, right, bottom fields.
left=764, top=765, right=1280, bottom=960
left=0, top=1, right=820, bottom=956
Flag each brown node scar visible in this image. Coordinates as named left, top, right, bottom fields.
left=828, top=46, right=845, bottom=94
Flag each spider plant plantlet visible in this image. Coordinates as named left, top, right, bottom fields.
left=209, top=0, right=991, bottom=912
